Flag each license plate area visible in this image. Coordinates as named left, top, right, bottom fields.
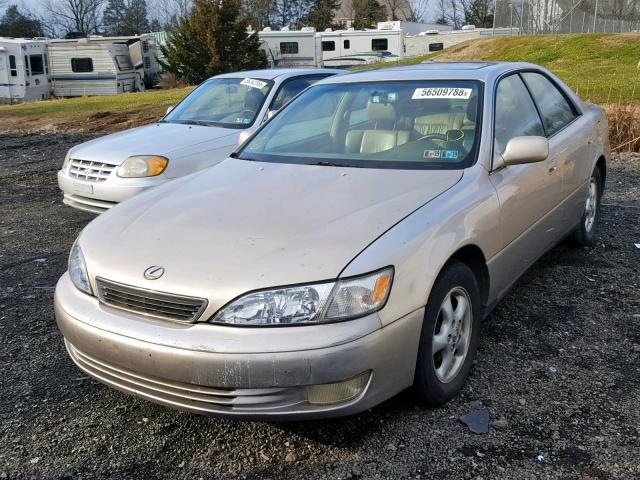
left=72, top=182, right=94, bottom=194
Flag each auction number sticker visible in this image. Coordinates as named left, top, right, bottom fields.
left=412, top=87, right=472, bottom=100
left=241, top=78, right=268, bottom=89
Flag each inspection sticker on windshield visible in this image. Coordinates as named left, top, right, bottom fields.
left=241, top=78, right=267, bottom=89
left=412, top=87, right=472, bottom=100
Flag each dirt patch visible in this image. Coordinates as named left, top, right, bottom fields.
left=0, top=133, right=639, bottom=479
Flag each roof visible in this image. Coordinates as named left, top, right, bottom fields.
left=0, top=37, right=47, bottom=44
left=318, top=61, right=545, bottom=84
left=212, top=68, right=344, bottom=80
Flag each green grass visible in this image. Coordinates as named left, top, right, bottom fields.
left=1, top=33, right=638, bottom=132
left=353, top=33, right=640, bottom=105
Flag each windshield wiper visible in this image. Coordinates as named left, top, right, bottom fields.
left=175, top=119, right=214, bottom=127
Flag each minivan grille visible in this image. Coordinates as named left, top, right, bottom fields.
left=96, top=278, right=208, bottom=323
left=69, top=159, right=116, bottom=182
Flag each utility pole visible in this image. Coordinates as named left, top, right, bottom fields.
left=492, top=0, right=498, bottom=34
left=593, top=0, right=598, bottom=32
left=520, top=0, right=525, bottom=34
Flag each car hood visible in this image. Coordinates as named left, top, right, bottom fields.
left=70, top=122, right=240, bottom=165
left=81, top=159, right=462, bottom=316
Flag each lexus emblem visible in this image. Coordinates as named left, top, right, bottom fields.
left=144, top=266, right=165, bottom=280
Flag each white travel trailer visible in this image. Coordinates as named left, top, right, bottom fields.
left=48, top=40, right=141, bottom=97
left=317, top=23, right=405, bottom=68
left=257, top=27, right=320, bottom=67
left=0, top=37, right=50, bottom=104
left=53, top=34, right=163, bottom=88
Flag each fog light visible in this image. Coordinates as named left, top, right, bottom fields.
left=305, top=372, right=370, bottom=405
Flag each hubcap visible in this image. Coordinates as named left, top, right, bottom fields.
left=584, top=177, right=598, bottom=232
left=432, top=287, right=472, bottom=383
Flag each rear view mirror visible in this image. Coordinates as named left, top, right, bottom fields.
left=226, top=85, right=238, bottom=94
left=501, top=136, right=549, bottom=166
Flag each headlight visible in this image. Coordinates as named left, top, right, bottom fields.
left=211, top=267, right=393, bottom=326
left=68, top=241, right=92, bottom=295
left=117, top=155, right=168, bottom=178
left=63, top=149, right=72, bottom=170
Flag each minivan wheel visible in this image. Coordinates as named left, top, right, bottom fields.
left=414, top=261, right=481, bottom=406
left=571, top=168, right=602, bottom=247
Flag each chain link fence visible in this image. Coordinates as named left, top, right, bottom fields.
left=492, top=0, right=640, bottom=33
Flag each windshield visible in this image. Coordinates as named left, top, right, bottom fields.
left=164, top=77, right=274, bottom=128
left=239, top=80, right=482, bottom=169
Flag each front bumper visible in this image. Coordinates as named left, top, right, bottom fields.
left=57, top=170, right=166, bottom=214
left=54, top=274, right=424, bottom=420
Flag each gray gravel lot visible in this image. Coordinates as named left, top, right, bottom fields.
left=0, top=132, right=639, bottom=480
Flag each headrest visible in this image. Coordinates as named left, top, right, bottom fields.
left=466, top=96, right=478, bottom=122
left=367, top=100, right=397, bottom=123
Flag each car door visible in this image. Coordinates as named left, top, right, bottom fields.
left=520, top=71, right=593, bottom=228
left=488, top=73, right=564, bottom=293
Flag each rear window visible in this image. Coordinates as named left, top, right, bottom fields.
left=71, top=58, right=93, bottom=73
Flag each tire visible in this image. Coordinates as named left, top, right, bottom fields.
left=571, top=167, right=602, bottom=247
left=414, top=261, right=481, bottom=406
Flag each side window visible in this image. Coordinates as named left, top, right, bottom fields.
left=9, top=55, right=17, bottom=77
left=29, top=55, right=44, bottom=75
left=372, top=38, right=388, bottom=51
left=271, top=78, right=312, bottom=111
left=322, top=41, right=335, bottom=52
left=521, top=72, right=578, bottom=136
left=494, top=74, right=544, bottom=155
left=344, top=40, right=350, bottom=49
left=280, top=42, right=298, bottom=54
left=72, top=58, right=93, bottom=73
left=24, top=56, right=30, bottom=76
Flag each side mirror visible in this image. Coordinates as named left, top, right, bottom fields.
left=501, top=136, right=549, bottom=166
left=166, top=105, right=174, bottom=115
left=238, top=130, right=252, bottom=145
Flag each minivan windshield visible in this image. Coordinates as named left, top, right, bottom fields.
left=164, top=77, right=274, bottom=128
left=239, top=80, right=482, bottom=169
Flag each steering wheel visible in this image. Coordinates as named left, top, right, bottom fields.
left=417, top=133, right=449, bottom=144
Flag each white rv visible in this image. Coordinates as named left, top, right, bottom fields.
left=48, top=40, right=141, bottom=97
left=257, top=27, right=320, bottom=67
left=0, top=37, right=50, bottom=104
left=317, top=24, right=405, bottom=68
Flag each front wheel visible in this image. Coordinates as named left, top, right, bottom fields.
left=571, top=168, right=602, bottom=247
left=414, top=261, right=481, bottom=406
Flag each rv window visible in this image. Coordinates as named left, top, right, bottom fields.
left=429, top=43, right=444, bottom=52
left=29, top=55, right=45, bottom=75
left=344, top=40, right=350, bottom=49
left=280, top=42, right=299, bottom=54
left=142, top=40, right=149, bottom=53
left=322, top=41, right=335, bottom=52
left=24, top=56, right=30, bottom=76
left=44, top=54, right=49, bottom=74
left=115, top=55, right=133, bottom=71
left=372, top=38, right=388, bottom=51
left=9, top=55, right=17, bottom=77
left=72, top=58, right=94, bottom=73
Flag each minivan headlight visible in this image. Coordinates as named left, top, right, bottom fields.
left=210, top=268, right=393, bottom=326
left=69, top=241, right=92, bottom=295
left=117, top=155, right=168, bottom=178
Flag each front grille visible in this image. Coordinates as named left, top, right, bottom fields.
left=96, top=277, right=207, bottom=323
left=69, top=159, right=116, bottom=182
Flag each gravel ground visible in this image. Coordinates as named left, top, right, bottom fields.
left=0, top=133, right=639, bottom=480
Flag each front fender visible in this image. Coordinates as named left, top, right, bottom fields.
left=340, top=163, right=500, bottom=327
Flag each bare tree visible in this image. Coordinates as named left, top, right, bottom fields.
left=40, top=0, right=104, bottom=36
left=149, top=0, right=192, bottom=29
left=407, top=0, right=431, bottom=21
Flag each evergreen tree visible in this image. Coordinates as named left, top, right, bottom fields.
left=305, top=0, right=339, bottom=30
left=0, top=5, right=43, bottom=37
left=102, top=0, right=127, bottom=35
left=352, top=0, right=384, bottom=29
left=159, top=0, right=267, bottom=85
left=123, top=0, right=150, bottom=34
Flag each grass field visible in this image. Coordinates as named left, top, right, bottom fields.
left=1, top=33, right=639, bottom=135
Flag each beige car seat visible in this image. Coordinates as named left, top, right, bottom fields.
left=346, top=101, right=410, bottom=154
left=413, top=99, right=466, bottom=136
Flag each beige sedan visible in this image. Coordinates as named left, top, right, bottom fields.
left=54, top=62, right=609, bottom=419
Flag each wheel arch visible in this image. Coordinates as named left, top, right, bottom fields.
left=595, top=155, right=607, bottom=191
left=441, top=244, right=490, bottom=311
